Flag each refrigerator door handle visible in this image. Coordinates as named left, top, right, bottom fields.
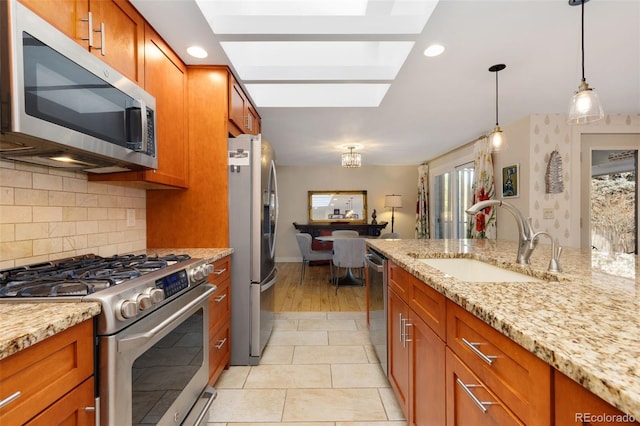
left=261, top=267, right=278, bottom=292
left=269, top=159, right=279, bottom=260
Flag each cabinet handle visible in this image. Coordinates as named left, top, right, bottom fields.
left=456, top=378, right=496, bottom=413
left=84, top=396, right=100, bottom=426
left=404, top=321, right=413, bottom=344
left=214, top=294, right=227, bottom=303
left=461, top=337, right=497, bottom=365
left=94, top=22, right=106, bottom=56
left=212, top=268, right=227, bottom=275
left=80, top=12, right=93, bottom=47
left=399, top=313, right=405, bottom=345
left=215, top=337, right=227, bottom=350
left=0, top=391, right=20, bottom=408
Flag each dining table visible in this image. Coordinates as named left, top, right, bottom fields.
left=315, top=235, right=372, bottom=286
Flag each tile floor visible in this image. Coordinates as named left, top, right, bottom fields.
left=207, top=312, right=407, bottom=426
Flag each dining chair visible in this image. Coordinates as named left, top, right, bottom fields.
left=331, top=230, right=360, bottom=237
left=295, top=233, right=333, bottom=284
left=331, top=237, right=367, bottom=294
left=379, top=233, right=400, bottom=239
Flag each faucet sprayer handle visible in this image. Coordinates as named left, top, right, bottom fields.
left=548, top=239, right=563, bottom=273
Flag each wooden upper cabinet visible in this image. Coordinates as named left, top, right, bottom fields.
left=228, top=75, right=261, bottom=136
left=19, top=0, right=144, bottom=84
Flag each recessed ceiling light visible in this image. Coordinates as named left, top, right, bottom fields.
left=187, top=46, right=208, bottom=59
left=423, top=44, right=445, bottom=57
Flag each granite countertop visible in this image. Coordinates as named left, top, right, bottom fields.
left=366, top=238, right=640, bottom=419
left=0, top=247, right=233, bottom=362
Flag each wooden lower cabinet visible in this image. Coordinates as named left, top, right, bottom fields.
left=208, top=255, right=232, bottom=385
left=388, top=283, right=446, bottom=425
left=0, top=319, right=95, bottom=425
left=554, top=370, right=639, bottom=426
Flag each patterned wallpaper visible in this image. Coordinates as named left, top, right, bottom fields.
left=528, top=113, right=640, bottom=248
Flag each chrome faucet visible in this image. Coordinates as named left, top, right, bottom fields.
left=530, top=231, right=563, bottom=272
left=465, top=200, right=537, bottom=264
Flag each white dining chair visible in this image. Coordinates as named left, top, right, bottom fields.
left=331, top=230, right=360, bottom=237
left=295, top=233, right=333, bottom=284
left=331, top=237, right=366, bottom=293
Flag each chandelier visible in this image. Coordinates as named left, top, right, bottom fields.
left=341, top=146, right=362, bottom=168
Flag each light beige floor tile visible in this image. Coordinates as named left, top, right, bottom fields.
left=226, top=423, right=334, bottom=426
left=327, top=312, right=366, bottom=321
left=331, top=363, right=390, bottom=388
left=245, top=364, right=332, bottom=388
left=208, top=389, right=286, bottom=423
left=260, top=345, right=294, bottom=364
left=298, top=318, right=358, bottom=331
left=354, top=317, right=368, bottom=330
left=328, top=330, right=372, bottom=345
left=213, top=366, right=250, bottom=389
left=268, top=330, right=328, bottom=346
left=378, top=387, right=406, bottom=421
left=274, top=318, right=299, bottom=331
left=276, top=312, right=328, bottom=320
left=363, top=344, right=381, bottom=364
left=283, top=388, right=387, bottom=422
left=336, top=422, right=407, bottom=426
left=205, top=423, right=226, bottom=426
left=293, top=345, right=368, bottom=364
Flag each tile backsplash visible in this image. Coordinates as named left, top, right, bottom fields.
left=0, top=160, right=146, bottom=269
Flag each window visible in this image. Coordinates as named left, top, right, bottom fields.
left=432, top=161, right=474, bottom=239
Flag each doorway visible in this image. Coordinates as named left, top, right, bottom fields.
left=433, top=161, right=475, bottom=239
left=580, top=134, right=639, bottom=254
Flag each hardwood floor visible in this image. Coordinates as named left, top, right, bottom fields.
left=274, top=262, right=366, bottom=312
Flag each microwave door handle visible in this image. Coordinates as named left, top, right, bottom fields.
left=139, top=99, right=148, bottom=153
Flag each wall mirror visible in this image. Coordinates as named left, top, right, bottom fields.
left=308, top=190, right=368, bottom=224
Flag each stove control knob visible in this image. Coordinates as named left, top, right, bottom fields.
left=190, top=267, right=204, bottom=282
left=204, top=264, right=214, bottom=275
left=144, top=287, right=165, bottom=304
left=116, top=299, right=139, bottom=320
left=137, top=293, right=152, bottom=311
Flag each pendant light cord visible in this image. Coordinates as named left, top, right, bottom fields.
left=495, top=70, right=499, bottom=126
left=581, top=0, right=586, bottom=82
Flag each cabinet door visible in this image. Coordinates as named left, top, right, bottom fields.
left=90, top=0, right=144, bottom=83
left=229, top=76, right=248, bottom=135
left=388, top=288, right=410, bottom=418
left=409, top=312, right=445, bottom=426
left=248, top=104, right=260, bottom=135
left=25, top=378, right=96, bottom=426
left=19, top=0, right=89, bottom=47
left=142, top=25, right=188, bottom=188
left=446, top=348, right=524, bottom=426
left=209, top=320, right=231, bottom=385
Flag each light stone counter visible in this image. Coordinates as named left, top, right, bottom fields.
left=0, top=248, right=232, bottom=361
left=366, top=238, right=639, bottom=419
left=0, top=302, right=100, bottom=360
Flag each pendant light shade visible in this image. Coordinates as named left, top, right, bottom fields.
left=488, top=64, right=507, bottom=152
left=341, top=146, right=362, bottom=168
left=567, top=0, right=604, bottom=124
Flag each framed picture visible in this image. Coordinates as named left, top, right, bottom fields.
left=502, top=164, right=519, bottom=198
left=333, top=208, right=341, bottom=215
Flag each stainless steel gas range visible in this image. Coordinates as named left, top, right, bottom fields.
left=0, top=253, right=217, bottom=425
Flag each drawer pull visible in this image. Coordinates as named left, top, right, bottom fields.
left=215, top=337, right=228, bottom=350
left=461, top=337, right=497, bottom=365
left=214, top=294, right=227, bottom=303
left=212, top=268, right=228, bottom=275
left=85, top=397, right=101, bottom=426
left=456, top=378, right=496, bottom=413
left=0, top=391, right=21, bottom=408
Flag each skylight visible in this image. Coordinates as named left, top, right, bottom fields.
left=194, top=0, right=440, bottom=108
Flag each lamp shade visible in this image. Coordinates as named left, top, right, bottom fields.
left=384, top=194, right=402, bottom=208
left=567, top=82, right=604, bottom=124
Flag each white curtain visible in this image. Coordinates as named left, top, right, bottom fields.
left=467, top=138, right=497, bottom=239
left=415, top=164, right=430, bottom=238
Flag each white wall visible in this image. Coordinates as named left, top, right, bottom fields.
left=276, top=165, right=417, bottom=261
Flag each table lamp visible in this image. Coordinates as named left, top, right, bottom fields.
left=384, top=194, right=402, bottom=233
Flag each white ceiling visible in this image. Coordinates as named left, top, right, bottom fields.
left=130, top=0, right=640, bottom=166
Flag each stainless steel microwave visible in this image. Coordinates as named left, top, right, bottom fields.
left=0, top=0, right=157, bottom=172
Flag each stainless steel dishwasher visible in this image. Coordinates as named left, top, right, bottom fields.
left=366, top=247, right=388, bottom=376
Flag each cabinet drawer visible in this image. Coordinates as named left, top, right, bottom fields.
left=409, top=277, right=446, bottom=340
left=209, top=278, right=231, bottom=334
left=208, top=256, right=231, bottom=287
left=388, top=261, right=410, bottom=302
left=26, top=377, right=95, bottom=426
left=446, top=301, right=551, bottom=425
left=446, top=348, right=523, bottom=426
left=209, top=321, right=231, bottom=385
left=0, top=320, right=94, bottom=425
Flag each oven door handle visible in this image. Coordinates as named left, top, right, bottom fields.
left=117, top=285, right=217, bottom=353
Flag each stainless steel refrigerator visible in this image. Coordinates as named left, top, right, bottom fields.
left=228, top=134, right=279, bottom=365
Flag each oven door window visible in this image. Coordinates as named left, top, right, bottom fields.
left=131, top=308, right=204, bottom=425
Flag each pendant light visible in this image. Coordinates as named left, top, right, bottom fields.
left=341, top=146, right=362, bottom=168
left=567, top=0, right=604, bottom=124
left=488, top=64, right=507, bottom=152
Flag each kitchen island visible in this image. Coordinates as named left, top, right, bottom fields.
left=366, top=238, right=639, bottom=421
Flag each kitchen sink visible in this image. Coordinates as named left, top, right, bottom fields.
left=419, top=258, right=544, bottom=283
